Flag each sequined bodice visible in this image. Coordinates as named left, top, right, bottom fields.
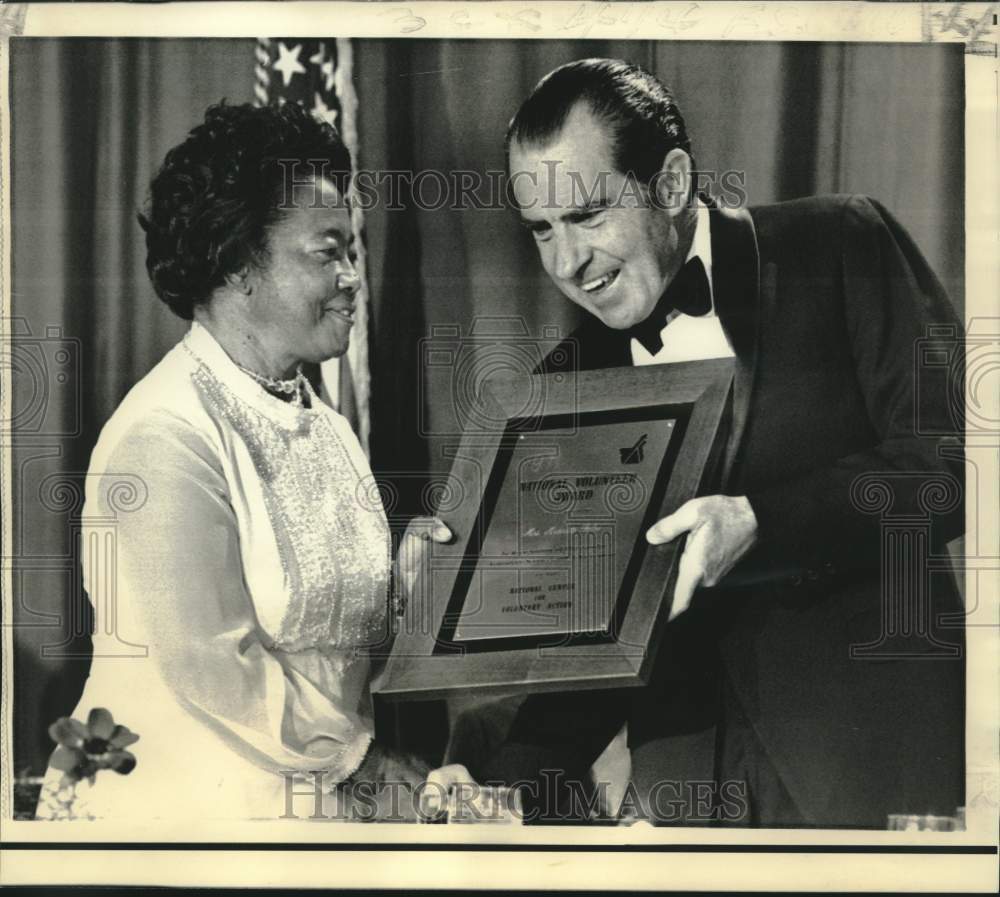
left=183, top=328, right=391, bottom=654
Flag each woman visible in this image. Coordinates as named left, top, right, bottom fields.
left=38, top=102, right=448, bottom=820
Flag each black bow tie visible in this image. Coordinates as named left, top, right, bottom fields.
left=629, top=256, right=712, bottom=355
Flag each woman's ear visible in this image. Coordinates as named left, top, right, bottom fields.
left=652, top=148, right=692, bottom=218
left=225, top=266, right=252, bottom=295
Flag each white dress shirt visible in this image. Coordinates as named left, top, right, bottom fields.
left=630, top=200, right=735, bottom=366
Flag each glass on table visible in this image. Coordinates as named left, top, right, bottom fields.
left=887, top=811, right=962, bottom=831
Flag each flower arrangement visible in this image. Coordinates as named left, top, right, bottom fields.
left=34, top=708, right=139, bottom=820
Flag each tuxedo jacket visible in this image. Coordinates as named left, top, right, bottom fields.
left=456, top=195, right=965, bottom=827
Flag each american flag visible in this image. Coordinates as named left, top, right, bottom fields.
left=254, top=37, right=371, bottom=454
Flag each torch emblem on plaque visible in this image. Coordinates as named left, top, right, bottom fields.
left=619, top=434, right=647, bottom=465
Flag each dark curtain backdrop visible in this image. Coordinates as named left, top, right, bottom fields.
left=10, top=39, right=255, bottom=776
left=10, top=38, right=963, bottom=774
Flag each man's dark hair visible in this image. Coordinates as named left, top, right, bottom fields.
left=139, top=101, right=352, bottom=320
left=506, top=58, right=694, bottom=185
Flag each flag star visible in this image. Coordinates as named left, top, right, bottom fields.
left=311, top=92, right=339, bottom=127
left=308, top=41, right=336, bottom=92
left=273, top=41, right=306, bottom=87
left=320, top=57, right=336, bottom=93
left=309, top=43, right=327, bottom=67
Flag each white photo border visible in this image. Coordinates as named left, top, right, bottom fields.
left=1, top=2, right=997, bottom=891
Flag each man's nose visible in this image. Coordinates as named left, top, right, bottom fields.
left=551, top=231, right=590, bottom=282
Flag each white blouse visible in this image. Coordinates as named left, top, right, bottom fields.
left=40, top=322, right=391, bottom=820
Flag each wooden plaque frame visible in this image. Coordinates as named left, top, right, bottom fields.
left=374, top=359, right=734, bottom=702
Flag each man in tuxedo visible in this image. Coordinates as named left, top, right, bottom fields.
left=445, top=58, right=965, bottom=827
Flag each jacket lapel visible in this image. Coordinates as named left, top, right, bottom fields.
left=710, top=205, right=762, bottom=487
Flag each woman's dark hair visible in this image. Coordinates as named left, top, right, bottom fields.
left=506, top=58, right=694, bottom=186
left=139, top=101, right=352, bottom=320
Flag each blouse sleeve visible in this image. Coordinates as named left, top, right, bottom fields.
left=86, top=410, right=371, bottom=780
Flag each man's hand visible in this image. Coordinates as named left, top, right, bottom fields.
left=646, top=495, right=758, bottom=621
left=420, top=763, right=477, bottom=820
left=396, top=515, right=452, bottom=601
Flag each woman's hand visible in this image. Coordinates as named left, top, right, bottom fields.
left=395, top=515, right=452, bottom=608
left=352, top=742, right=430, bottom=790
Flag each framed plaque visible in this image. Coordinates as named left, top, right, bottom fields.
left=375, top=358, right=733, bottom=701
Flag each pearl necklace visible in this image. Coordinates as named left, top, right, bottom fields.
left=236, top=362, right=309, bottom=407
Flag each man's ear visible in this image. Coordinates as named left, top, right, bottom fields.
left=225, top=266, right=252, bottom=295
left=652, top=148, right=692, bottom=218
